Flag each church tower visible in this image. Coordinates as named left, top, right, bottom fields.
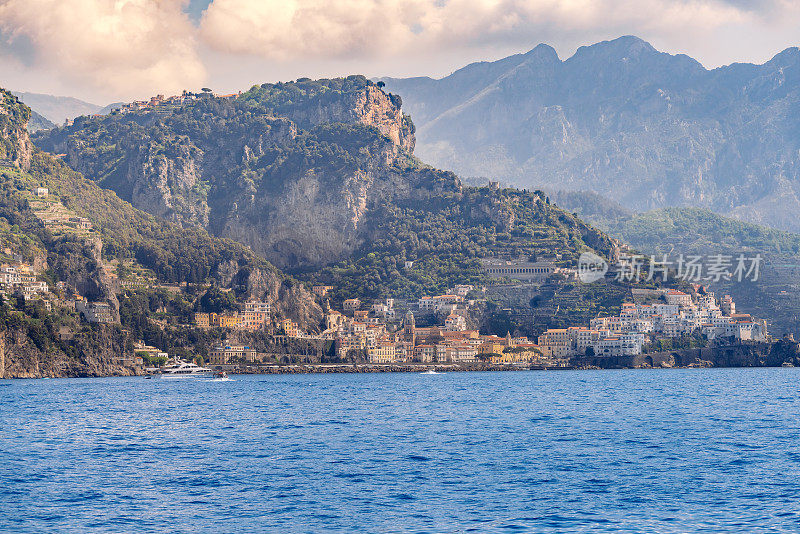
left=403, top=311, right=416, bottom=346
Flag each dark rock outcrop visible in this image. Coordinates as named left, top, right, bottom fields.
left=572, top=341, right=800, bottom=369
left=0, top=324, right=139, bottom=379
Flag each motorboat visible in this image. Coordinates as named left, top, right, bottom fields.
left=212, top=370, right=229, bottom=380
left=159, top=360, right=212, bottom=378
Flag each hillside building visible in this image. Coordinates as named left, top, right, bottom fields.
left=76, top=300, right=114, bottom=323
left=481, top=258, right=556, bottom=281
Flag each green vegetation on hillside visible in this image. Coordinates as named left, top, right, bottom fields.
left=312, top=187, right=615, bottom=299
left=0, top=156, right=274, bottom=285
left=32, top=78, right=618, bottom=301
left=605, top=207, right=800, bottom=256
left=0, top=90, right=30, bottom=162
left=240, top=75, right=370, bottom=114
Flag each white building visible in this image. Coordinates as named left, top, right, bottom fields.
left=76, top=301, right=114, bottom=323
left=665, top=290, right=692, bottom=308
left=444, top=314, right=467, bottom=331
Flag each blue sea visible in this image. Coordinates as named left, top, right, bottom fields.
left=2, top=369, right=800, bottom=533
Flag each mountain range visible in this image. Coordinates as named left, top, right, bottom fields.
left=12, top=91, right=104, bottom=125
left=381, top=36, right=800, bottom=233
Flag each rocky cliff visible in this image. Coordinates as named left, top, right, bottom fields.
left=0, top=323, right=139, bottom=379
left=0, top=89, right=32, bottom=170
left=1, top=86, right=324, bottom=342
left=280, top=83, right=415, bottom=154
left=34, top=77, right=454, bottom=269
left=31, top=77, right=622, bottom=304
left=572, top=341, right=800, bottom=369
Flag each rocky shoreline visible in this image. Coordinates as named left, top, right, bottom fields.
left=3, top=341, right=798, bottom=379
left=218, top=363, right=538, bottom=374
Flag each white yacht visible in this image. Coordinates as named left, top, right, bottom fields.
left=159, top=360, right=212, bottom=378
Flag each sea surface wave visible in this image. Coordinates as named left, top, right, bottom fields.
left=2, top=368, right=800, bottom=533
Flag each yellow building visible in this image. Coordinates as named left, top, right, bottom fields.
left=281, top=318, right=300, bottom=337
left=242, top=311, right=269, bottom=330
left=367, top=343, right=396, bottom=363
left=313, top=285, right=334, bottom=297
left=209, top=345, right=257, bottom=364
left=480, top=342, right=506, bottom=355
left=491, top=348, right=541, bottom=364
left=220, top=314, right=242, bottom=328
left=194, top=313, right=210, bottom=328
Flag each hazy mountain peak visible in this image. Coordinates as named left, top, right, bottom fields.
left=381, top=37, right=800, bottom=233
left=12, top=91, right=102, bottom=125
left=766, top=46, right=800, bottom=67
left=570, top=35, right=656, bottom=61
left=523, top=43, right=560, bottom=63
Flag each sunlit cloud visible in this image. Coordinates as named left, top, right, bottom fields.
left=0, top=0, right=206, bottom=99
left=0, top=0, right=798, bottom=102
left=198, top=0, right=749, bottom=60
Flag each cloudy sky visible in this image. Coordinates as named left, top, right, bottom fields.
left=0, top=0, right=798, bottom=104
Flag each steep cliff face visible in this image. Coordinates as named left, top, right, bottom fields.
left=34, top=77, right=454, bottom=269
left=1, top=87, right=324, bottom=339
left=282, top=83, right=415, bottom=153
left=0, top=324, right=139, bottom=379
left=127, top=142, right=208, bottom=227
left=0, top=89, right=32, bottom=170
left=215, top=260, right=323, bottom=328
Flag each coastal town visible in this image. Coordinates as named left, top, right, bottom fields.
left=193, top=282, right=768, bottom=369
left=0, top=188, right=772, bottom=373
left=0, top=186, right=771, bottom=373
left=1, top=249, right=767, bottom=370
left=60, top=89, right=241, bottom=126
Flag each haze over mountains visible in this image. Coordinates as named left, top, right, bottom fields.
left=381, top=36, right=800, bottom=233
left=13, top=92, right=103, bottom=125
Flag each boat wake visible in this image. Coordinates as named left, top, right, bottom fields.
left=421, top=370, right=440, bottom=375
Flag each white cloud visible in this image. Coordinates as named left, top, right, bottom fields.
left=0, top=0, right=206, bottom=99
left=199, top=0, right=422, bottom=59
left=0, top=0, right=798, bottom=101
left=198, top=0, right=752, bottom=61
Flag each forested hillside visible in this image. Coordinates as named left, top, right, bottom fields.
left=0, top=88, right=322, bottom=332
left=34, top=77, right=619, bottom=300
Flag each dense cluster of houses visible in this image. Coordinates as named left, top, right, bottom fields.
left=0, top=264, right=50, bottom=306
left=200, top=283, right=769, bottom=367
left=325, top=286, right=548, bottom=365
left=194, top=301, right=271, bottom=331
left=537, top=288, right=767, bottom=359
left=0, top=260, right=117, bottom=323
left=110, top=90, right=241, bottom=117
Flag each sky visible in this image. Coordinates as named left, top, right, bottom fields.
left=0, top=0, right=799, bottom=105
